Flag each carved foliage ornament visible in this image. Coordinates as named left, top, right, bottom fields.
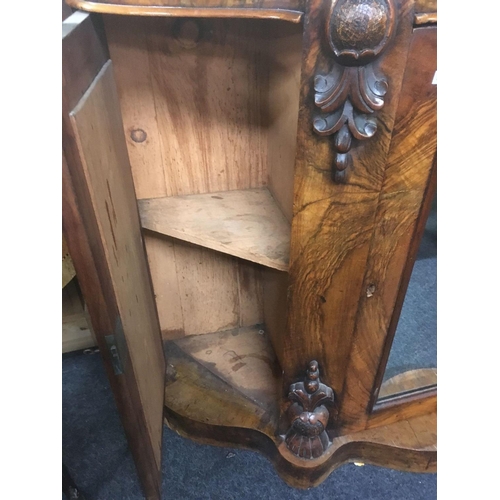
left=313, top=0, right=397, bottom=183
left=285, top=360, right=335, bottom=459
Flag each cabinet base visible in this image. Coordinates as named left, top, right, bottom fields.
left=163, top=329, right=436, bottom=488
left=164, top=408, right=436, bottom=488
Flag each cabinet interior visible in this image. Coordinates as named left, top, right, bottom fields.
left=104, top=16, right=302, bottom=375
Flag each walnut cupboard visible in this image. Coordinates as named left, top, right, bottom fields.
left=62, top=0, right=437, bottom=497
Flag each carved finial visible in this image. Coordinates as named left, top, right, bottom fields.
left=305, top=360, right=320, bottom=393
left=327, top=0, right=396, bottom=66
left=313, top=0, right=396, bottom=182
left=285, top=360, right=335, bottom=459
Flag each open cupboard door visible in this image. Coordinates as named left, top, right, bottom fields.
left=62, top=13, right=165, bottom=500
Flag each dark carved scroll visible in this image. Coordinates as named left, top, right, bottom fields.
left=313, top=0, right=397, bottom=182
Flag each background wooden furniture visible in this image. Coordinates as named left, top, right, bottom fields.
left=62, top=1, right=437, bottom=498
left=63, top=236, right=96, bottom=353
left=62, top=278, right=96, bottom=353
left=62, top=236, right=75, bottom=289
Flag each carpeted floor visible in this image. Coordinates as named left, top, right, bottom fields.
left=62, top=205, right=436, bottom=500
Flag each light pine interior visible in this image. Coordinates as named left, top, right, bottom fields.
left=139, top=188, right=291, bottom=271
left=104, top=16, right=302, bottom=340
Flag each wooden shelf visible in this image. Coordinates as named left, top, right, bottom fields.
left=138, top=188, right=290, bottom=271
left=169, top=324, right=280, bottom=411
left=164, top=324, right=280, bottom=442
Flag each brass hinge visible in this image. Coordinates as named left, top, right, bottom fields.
left=104, top=316, right=128, bottom=375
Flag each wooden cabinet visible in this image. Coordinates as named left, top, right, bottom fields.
left=62, top=1, right=437, bottom=498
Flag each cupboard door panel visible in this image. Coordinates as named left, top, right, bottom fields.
left=62, top=14, right=164, bottom=500
left=339, top=26, right=437, bottom=432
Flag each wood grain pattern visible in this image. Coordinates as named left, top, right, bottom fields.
left=283, top=0, right=415, bottom=402
left=312, top=0, right=397, bottom=182
left=164, top=341, right=279, bottom=432
left=70, top=61, right=165, bottom=466
left=180, top=246, right=264, bottom=333
left=369, top=389, right=436, bottom=429
left=62, top=235, right=76, bottom=288
left=102, top=17, right=168, bottom=200
left=62, top=307, right=96, bottom=353
left=174, top=325, right=279, bottom=408
left=63, top=159, right=163, bottom=500
left=142, top=233, right=184, bottom=338
left=105, top=17, right=299, bottom=339
left=145, top=234, right=264, bottom=338
left=378, top=368, right=437, bottom=400
left=167, top=407, right=436, bottom=487
left=266, top=21, right=302, bottom=222
left=414, top=0, right=436, bottom=13
left=414, top=12, right=437, bottom=25
left=62, top=279, right=97, bottom=353
left=66, top=0, right=304, bottom=22
left=147, top=18, right=267, bottom=194
left=139, top=188, right=290, bottom=271
left=337, top=27, right=437, bottom=433
left=63, top=7, right=438, bottom=490
left=174, top=241, right=240, bottom=334
left=68, top=0, right=303, bottom=8
left=66, top=0, right=435, bottom=20
left=105, top=16, right=269, bottom=199
left=237, top=261, right=264, bottom=327
left=62, top=310, right=96, bottom=353
left=262, top=268, right=288, bottom=368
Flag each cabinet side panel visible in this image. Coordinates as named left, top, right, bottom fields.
left=266, top=21, right=302, bottom=223
left=143, top=233, right=185, bottom=338
left=237, top=262, right=264, bottom=328
left=262, top=268, right=288, bottom=367
left=69, top=62, right=165, bottom=466
left=172, top=240, right=240, bottom=335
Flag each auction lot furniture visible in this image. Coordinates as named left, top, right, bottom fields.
left=62, top=1, right=437, bottom=498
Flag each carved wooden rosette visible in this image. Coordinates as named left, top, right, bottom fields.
left=285, top=361, right=335, bottom=459
left=313, top=0, right=397, bottom=183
